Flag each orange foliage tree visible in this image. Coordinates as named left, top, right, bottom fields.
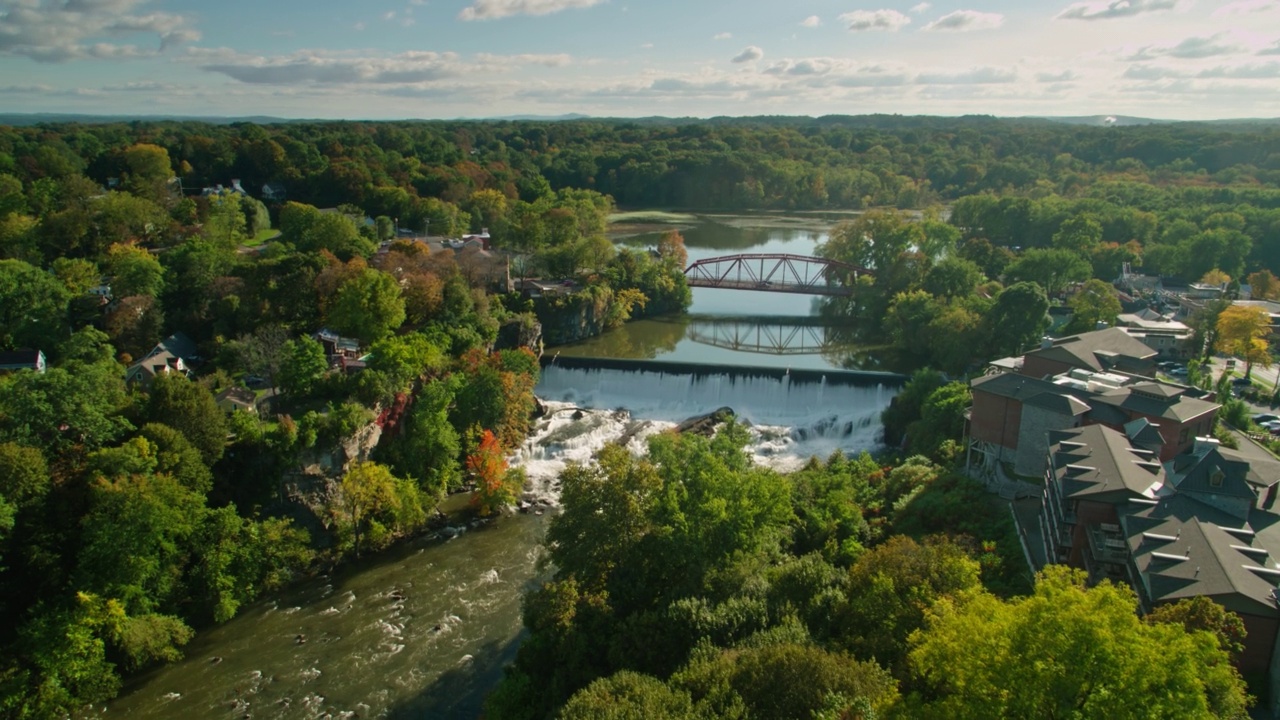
left=467, top=429, right=521, bottom=516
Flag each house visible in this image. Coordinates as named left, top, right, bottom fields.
left=125, top=351, right=189, bottom=386
left=262, top=182, right=287, bottom=202
left=314, top=328, right=362, bottom=360
left=969, top=363, right=1218, bottom=475
left=1033, top=426, right=1280, bottom=707
left=1017, top=327, right=1158, bottom=379
left=215, top=386, right=258, bottom=416
left=126, top=333, right=199, bottom=387
left=0, top=349, right=46, bottom=374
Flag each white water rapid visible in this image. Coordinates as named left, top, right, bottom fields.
left=516, top=365, right=897, bottom=504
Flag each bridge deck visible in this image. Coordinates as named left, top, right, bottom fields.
left=683, top=253, right=866, bottom=297
left=684, top=278, right=853, bottom=296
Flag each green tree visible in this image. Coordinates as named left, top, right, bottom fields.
left=339, top=461, right=421, bottom=559
left=0, top=259, right=70, bottom=352
left=278, top=335, right=328, bottom=399
left=1051, top=214, right=1103, bottom=254
left=1003, top=248, right=1091, bottom=296
left=905, top=566, right=1250, bottom=719
left=51, top=257, right=100, bottom=296
left=1148, top=596, right=1247, bottom=659
left=923, top=257, right=983, bottom=298
left=376, top=378, right=461, bottom=497
left=327, top=268, right=406, bottom=345
left=1066, top=278, right=1122, bottom=333
left=146, top=374, right=228, bottom=465
left=560, top=671, right=694, bottom=720
left=106, top=243, right=166, bottom=298
left=984, top=281, right=1049, bottom=357
left=122, top=143, right=174, bottom=203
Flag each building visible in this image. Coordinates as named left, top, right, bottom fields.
left=314, top=328, right=362, bottom=360
left=215, top=386, right=258, bottom=416
left=1034, top=426, right=1280, bottom=701
left=1115, top=309, right=1193, bottom=360
left=970, top=364, right=1218, bottom=475
left=0, top=349, right=46, bottom=374
left=125, top=332, right=199, bottom=386
left=1016, top=327, right=1158, bottom=379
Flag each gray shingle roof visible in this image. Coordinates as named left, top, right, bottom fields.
left=1048, top=425, right=1165, bottom=501
left=1026, top=327, right=1157, bottom=373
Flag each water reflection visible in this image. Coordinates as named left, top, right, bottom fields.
left=560, top=215, right=887, bottom=371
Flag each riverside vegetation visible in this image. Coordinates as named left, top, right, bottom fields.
left=1, top=115, right=1278, bottom=717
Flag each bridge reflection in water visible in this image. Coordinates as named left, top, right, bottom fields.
left=685, top=315, right=853, bottom=356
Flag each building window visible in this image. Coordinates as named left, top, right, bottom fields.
left=1210, top=468, right=1224, bottom=487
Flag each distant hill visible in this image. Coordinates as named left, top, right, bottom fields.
left=1033, top=114, right=1280, bottom=127
left=0, top=113, right=301, bottom=126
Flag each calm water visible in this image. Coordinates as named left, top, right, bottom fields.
left=552, top=215, right=880, bottom=371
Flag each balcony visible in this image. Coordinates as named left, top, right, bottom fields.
left=1086, top=526, right=1130, bottom=565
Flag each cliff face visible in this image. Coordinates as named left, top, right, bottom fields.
left=535, top=290, right=612, bottom=346
left=278, top=419, right=384, bottom=545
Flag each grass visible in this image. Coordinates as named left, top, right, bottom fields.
left=248, top=228, right=282, bottom=245
left=608, top=210, right=700, bottom=224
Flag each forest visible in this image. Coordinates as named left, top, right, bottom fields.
left=2, top=115, right=1279, bottom=717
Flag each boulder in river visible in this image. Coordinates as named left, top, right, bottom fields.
left=676, top=407, right=736, bottom=437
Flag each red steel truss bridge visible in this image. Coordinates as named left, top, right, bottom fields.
left=683, top=254, right=868, bottom=296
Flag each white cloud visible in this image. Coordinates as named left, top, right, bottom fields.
left=800, top=15, right=821, bottom=27
left=922, top=10, right=1004, bottom=31
left=910, top=2, right=932, bottom=13
left=0, top=0, right=201, bottom=63
left=353, top=21, right=366, bottom=30
left=731, top=45, right=763, bottom=63
left=1123, top=63, right=1187, bottom=79
left=458, top=0, right=605, bottom=21
left=193, top=49, right=570, bottom=85
left=1211, top=0, right=1277, bottom=16
left=713, top=32, right=732, bottom=40
left=1260, top=40, right=1280, bottom=55
left=1129, top=32, right=1245, bottom=60
left=1198, top=61, right=1280, bottom=78
left=1035, top=69, right=1077, bottom=82
left=916, top=66, right=1017, bottom=83
left=639, top=42, right=653, bottom=49
left=838, top=9, right=912, bottom=31
left=1056, top=0, right=1179, bottom=21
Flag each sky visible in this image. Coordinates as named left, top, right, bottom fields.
left=0, top=0, right=1279, bottom=120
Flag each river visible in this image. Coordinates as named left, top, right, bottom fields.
left=96, top=214, right=899, bottom=719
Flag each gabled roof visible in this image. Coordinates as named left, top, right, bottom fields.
left=1093, top=386, right=1218, bottom=423
left=146, top=332, right=198, bottom=363
left=1024, top=391, right=1090, bottom=416
left=0, top=349, right=43, bottom=367
left=215, top=386, right=256, bottom=406
left=1048, top=424, right=1165, bottom=501
left=1122, top=494, right=1280, bottom=616
left=1025, top=327, right=1157, bottom=373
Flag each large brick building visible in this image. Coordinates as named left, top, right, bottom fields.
left=968, top=327, right=1217, bottom=476
left=1035, top=425, right=1280, bottom=702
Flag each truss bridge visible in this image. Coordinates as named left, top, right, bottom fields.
left=683, top=254, right=868, bottom=296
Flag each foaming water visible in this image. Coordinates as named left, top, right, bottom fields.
left=531, top=364, right=895, bottom=479
left=91, top=363, right=893, bottom=720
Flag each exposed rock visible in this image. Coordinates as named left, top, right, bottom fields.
left=676, top=407, right=736, bottom=437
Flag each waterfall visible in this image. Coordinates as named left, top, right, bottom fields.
left=514, top=364, right=899, bottom=502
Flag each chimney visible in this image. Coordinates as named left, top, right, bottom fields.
left=1193, top=436, right=1221, bottom=456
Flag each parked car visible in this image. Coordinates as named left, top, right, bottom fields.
left=1169, top=366, right=1188, bottom=377
left=1252, top=413, right=1280, bottom=425
left=1232, top=376, right=1254, bottom=387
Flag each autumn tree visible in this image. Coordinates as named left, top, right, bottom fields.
left=1201, top=269, right=1232, bottom=287
left=656, top=230, right=689, bottom=270
left=1216, top=304, right=1272, bottom=376
left=467, top=429, right=519, bottom=516
left=1247, top=270, right=1279, bottom=301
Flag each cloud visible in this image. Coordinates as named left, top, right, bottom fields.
left=1260, top=40, right=1280, bottom=55
left=1123, top=63, right=1186, bottom=79
left=713, top=32, right=732, bottom=40
left=910, top=2, right=932, bottom=13
left=1055, top=0, right=1179, bottom=21
left=916, top=66, right=1017, bottom=83
left=1211, top=0, right=1277, bottom=16
left=1129, top=32, right=1245, bottom=60
left=1035, top=69, right=1078, bottom=82
left=1197, top=61, right=1280, bottom=78
left=838, top=9, right=912, bottom=31
left=194, top=49, right=568, bottom=85
left=458, top=0, right=605, bottom=20
left=800, top=15, right=821, bottom=27
left=731, top=45, right=763, bottom=63
left=922, top=10, right=1004, bottom=31
left=353, top=21, right=366, bottom=30
left=639, top=42, right=653, bottom=49
left=0, top=0, right=201, bottom=62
